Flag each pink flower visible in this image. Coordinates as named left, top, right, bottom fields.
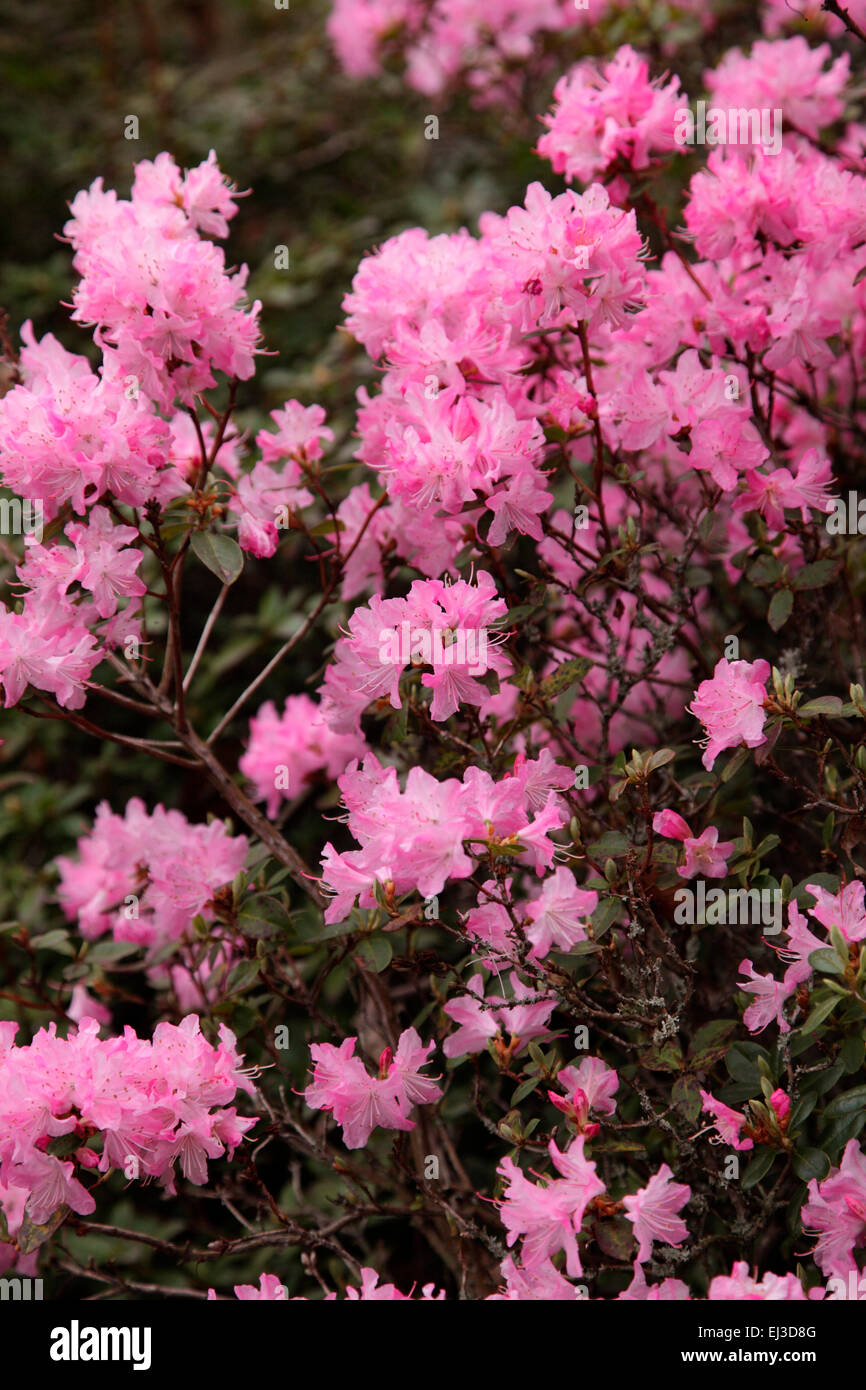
left=802, top=1141, right=866, bottom=1280
left=623, top=1164, right=690, bottom=1264
left=708, top=1261, right=808, bottom=1300
left=304, top=1030, right=440, bottom=1149
left=652, top=811, right=734, bottom=879
left=689, top=658, right=771, bottom=771
left=699, top=1091, right=754, bottom=1151
left=497, top=1137, right=605, bottom=1279
left=805, top=879, right=866, bottom=943
left=738, top=959, right=791, bottom=1034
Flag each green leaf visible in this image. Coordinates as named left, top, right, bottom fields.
left=511, top=1077, right=540, bottom=1106
left=792, top=560, right=837, bottom=591
left=792, top=1148, right=831, bottom=1182
left=841, top=1036, right=866, bottom=1074
left=540, top=657, right=592, bottom=698
left=721, top=745, right=751, bottom=783
left=688, top=1019, right=738, bottom=1070
left=190, top=531, right=244, bottom=585
left=787, top=1093, right=817, bottom=1134
left=808, top=948, right=846, bottom=976
left=88, top=939, right=140, bottom=962
left=800, top=993, right=842, bottom=1035
left=823, top=1085, right=866, bottom=1119
left=29, top=930, right=75, bottom=957
left=672, top=1075, right=702, bottom=1123
left=354, top=936, right=393, bottom=973
left=224, top=959, right=261, bottom=995
left=639, top=1039, right=683, bottom=1071
left=768, top=588, right=793, bottom=631
left=590, top=896, right=621, bottom=939
left=741, top=1147, right=777, bottom=1189
left=799, top=696, right=844, bottom=718
left=800, top=1060, right=845, bottom=1095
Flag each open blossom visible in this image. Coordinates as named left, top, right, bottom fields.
left=63, top=152, right=260, bottom=412
left=623, top=1164, right=691, bottom=1264
left=240, top=694, right=366, bottom=815
left=443, top=973, right=555, bottom=1058
left=801, top=1141, right=866, bottom=1280
left=689, top=658, right=771, bottom=770
left=524, top=867, right=598, bottom=960
left=319, top=573, right=510, bottom=734
left=304, top=1029, right=440, bottom=1149
left=738, top=958, right=791, bottom=1034
left=652, top=809, right=734, bottom=879
left=0, top=1014, right=257, bottom=1237
left=707, top=1262, right=809, bottom=1300
left=699, top=1091, right=754, bottom=1151
left=538, top=45, right=684, bottom=185
left=805, top=879, right=866, bottom=943
left=497, top=1137, right=605, bottom=1278
left=319, top=754, right=565, bottom=923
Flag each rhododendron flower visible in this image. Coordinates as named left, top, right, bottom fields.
left=525, top=867, right=598, bottom=960
left=802, top=1141, right=866, bottom=1280
left=623, top=1164, right=691, bottom=1264
left=652, top=810, right=735, bottom=879
left=707, top=1262, right=809, bottom=1300
left=443, top=973, right=555, bottom=1058
left=738, top=958, right=791, bottom=1034
left=699, top=1091, right=754, bottom=1151
left=240, top=694, right=366, bottom=815
left=497, top=1137, right=605, bottom=1278
left=0, top=1014, right=257, bottom=1236
left=304, top=1029, right=440, bottom=1148
left=805, top=879, right=866, bottom=943
left=689, top=658, right=771, bottom=770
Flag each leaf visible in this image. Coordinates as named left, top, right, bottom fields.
left=688, top=1019, right=738, bottom=1071
left=792, top=1148, right=831, bottom=1182
left=29, top=930, right=75, bottom=957
left=792, top=560, right=837, bottom=591
left=800, top=1060, right=845, bottom=1096
left=590, top=896, right=621, bottom=939
left=799, top=696, right=844, bottom=718
left=224, top=959, right=261, bottom=995
left=800, top=993, right=842, bottom=1035
left=768, top=588, right=793, bottom=631
left=511, top=1077, right=540, bottom=1106
left=808, top=948, right=846, bottom=976
left=725, top=1043, right=765, bottom=1083
left=823, top=1085, right=866, bottom=1119
left=88, top=939, right=140, bottom=963
left=539, top=657, right=592, bottom=698
left=592, top=1216, right=635, bottom=1262
left=841, top=1036, right=866, bottom=1074
left=353, top=936, right=393, bottom=973
left=672, top=1075, right=702, bottom=1123
left=190, top=531, right=244, bottom=585
left=16, top=1206, right=70, bottom=1253
left=787, top=1092, right=817, bottom=1134
left=721, top=745, right=751, bottom=783
left=741, top=1147, right=777, bottom=1189
left=639, top=1039, right=683, bottom=1071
